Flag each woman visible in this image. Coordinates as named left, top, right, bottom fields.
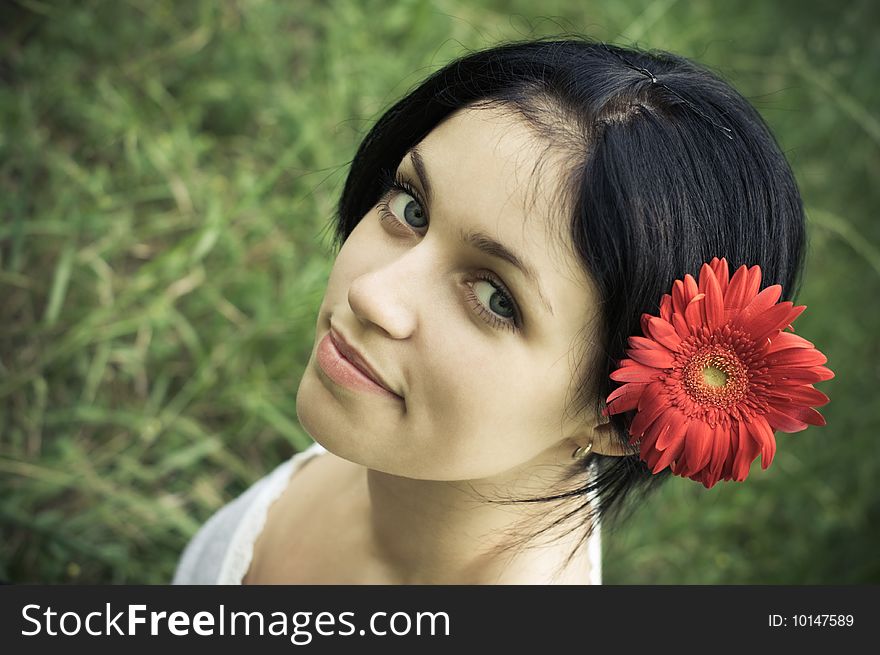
left=173, top=38, right=831, bottom=584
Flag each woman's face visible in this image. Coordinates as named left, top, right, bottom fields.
left=296, top=105, right=603, bottom=481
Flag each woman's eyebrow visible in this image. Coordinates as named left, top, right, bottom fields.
left=408, top=147, right=434, bottom=206
left=404, top=147, right=555, bottom=317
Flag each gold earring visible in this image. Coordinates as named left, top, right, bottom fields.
left=571, top=441, right=594, bottom=460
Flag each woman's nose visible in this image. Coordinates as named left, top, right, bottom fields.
left=347, top=253, right=421, bottom=340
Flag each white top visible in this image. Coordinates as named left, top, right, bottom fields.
left=172, top=441, right=602, bottom=585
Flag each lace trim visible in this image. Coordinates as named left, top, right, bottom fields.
left=218, top=442, right=326, bottom=584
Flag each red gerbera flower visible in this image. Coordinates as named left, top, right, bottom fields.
left=604, top=257, right=833, bottom=489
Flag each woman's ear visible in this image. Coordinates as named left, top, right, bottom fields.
left=577, top=421, right=638, bottom=458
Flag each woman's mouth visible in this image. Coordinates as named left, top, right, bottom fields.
left=316, top=332, right=402, bottom=401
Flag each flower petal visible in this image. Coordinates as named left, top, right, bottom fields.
left=699, top=263, right=725, bottom=330
left=747, top=265, right=763, bottom=296
left=652, top=431, right=685, bottom=474
left=659, top=294, right=673, bottom=322
left=747, top=415, right=777, bottom=469
left=721, top=422, right=742, bottom=480
left=684, top=419, right=712, bottom=475
left=707, top=423, right=731, bottom=480
left=710, top=257, right=730, bottom=295
left=637, top=381, right=665, bottom=412
left=766, top=347, right=828, bottom=368
left=645, top=316, right=682, bottom=351
left=610, top=362, right=663, bottom=383
left=638, top=420, right=663, bottom=462
left=765, top=384, right=830, bottom=407
left=672, top=312, right=691, bottom=339
left=656, top=409, right=687, bottom=451
left=684, top=293, right=706, bottom=329
left=771, top=366, right=835, bottom=384
left=671, top=448, right=689, bottom=477
left=765, top=331, right=816, bottom=355
left=786, top=305, right=807, bottom=330
left=732, top=421, right=761, bottom=481
left=630, top=388, right=668, bottom=437
left=733, top=284, right=783, bottom=329
left=672, top=279, right=688, bottom=316
left=628, top=335, right=659, bottom=349
left=764, top=406, right=810, bottom=433
left=605, top=383, right=647, bottom=414
left=725, top=264, right=761, bottom=314
left=777, top=405, right=827, bottom=427
left=683, top=274, right=699, bottom=304
left=628, top=346, right=676, bottom=369
left=747, top=303, right=806, bottom=342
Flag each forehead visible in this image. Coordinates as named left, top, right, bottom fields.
left=405, top=104, right=592, bottom=299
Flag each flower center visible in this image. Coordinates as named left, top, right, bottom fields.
left=701, top=365, right=728, bottom=388
left=682, top=347, right=749, bottom=408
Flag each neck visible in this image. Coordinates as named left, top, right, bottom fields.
left=350, top=444, right=595, bottom=584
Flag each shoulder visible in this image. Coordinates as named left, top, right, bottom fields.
left=172, top=442, right=327, bottom=584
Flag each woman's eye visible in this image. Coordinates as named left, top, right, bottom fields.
left=471, top=278, right=517, bottom=322
left=387, top=192, right=427, bottom=229
left=376, top=180, right=521, bottom=333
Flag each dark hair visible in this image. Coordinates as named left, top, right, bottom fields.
left=330, top=38, right=806, bottom=572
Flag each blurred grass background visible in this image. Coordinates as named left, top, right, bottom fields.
left=1, top=0, right=877, bottom=584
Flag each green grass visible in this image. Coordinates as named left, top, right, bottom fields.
left=1, top=0, right=877, bottom=584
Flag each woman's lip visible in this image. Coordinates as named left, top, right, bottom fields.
left=329, top=328, right=399, bottom=395
left=317, top=332, right=402, bottom=400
